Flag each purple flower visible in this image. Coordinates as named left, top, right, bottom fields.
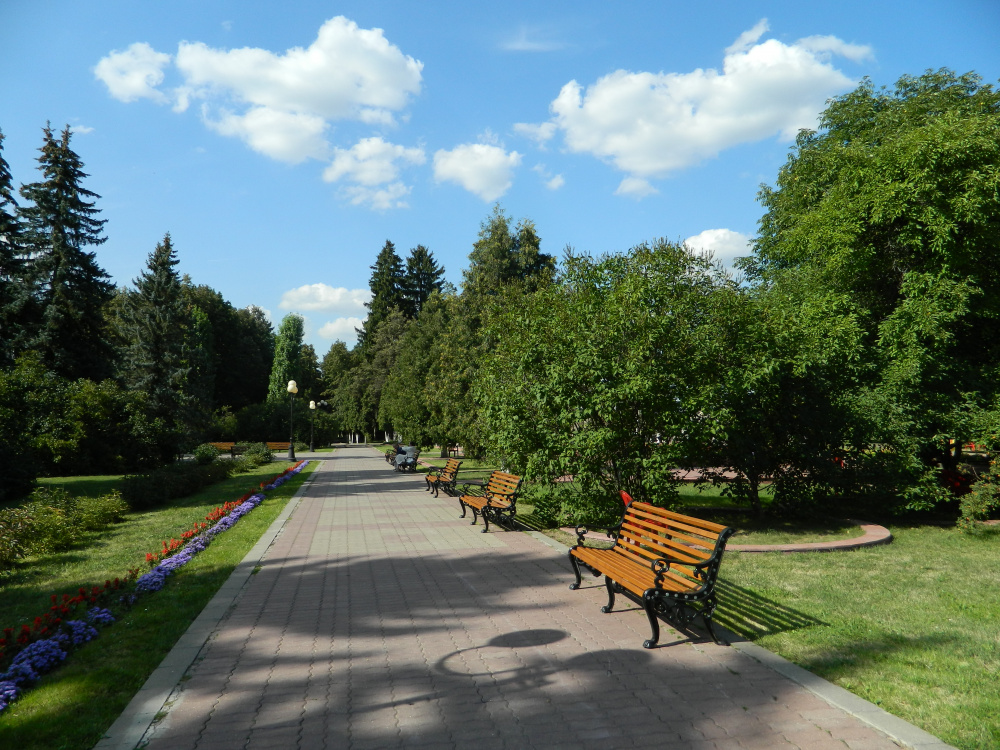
left=0, top=680, right=18, bottom=713
left=6, top=638, right=67, bottom=684
left=64, top=620, right=99, bottom=646
left=86, top=607, right=115, bottom=626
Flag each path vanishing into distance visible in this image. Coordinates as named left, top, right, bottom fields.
left=96, top=445, right=953, bottom=750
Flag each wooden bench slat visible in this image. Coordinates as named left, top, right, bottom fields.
left=569, top=500, right=735, bottom=648
left=457, top=470, right=522, bottom=532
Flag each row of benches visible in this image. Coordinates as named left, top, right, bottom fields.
left=416, top=456, right=734, bottom=648
left=208, top=442, right=291, bottom=458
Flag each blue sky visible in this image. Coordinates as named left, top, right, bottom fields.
left=2, top=0, right=998, bottom=353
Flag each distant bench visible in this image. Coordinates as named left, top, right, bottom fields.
left=425, top=458, right=463, bottom=497
left=569, top=493, right=735, bottom=648
left=458, top=470, right=522, bottom=532
left=208, top=442, right=289, bottom=458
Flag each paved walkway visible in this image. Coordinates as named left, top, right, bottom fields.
left=100, top=446, right=952, bottom=750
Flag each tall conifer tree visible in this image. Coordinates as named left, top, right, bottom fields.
left=19, top=124, right=113, bottom=380
left=358, top=240, right=405, bottom=347
left=0, top=129, right=25, bottom=367
left=403, top=244, right=445, bottom=316
left=268, top=313, right=304, bottom=401
left=117, top=233, right=189, bottom=459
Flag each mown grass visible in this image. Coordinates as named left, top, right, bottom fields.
left=717, top=524, right=1000, bottom=750
left=0, top=460, right=316, bottom=750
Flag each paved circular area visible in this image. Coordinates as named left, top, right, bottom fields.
left=97, top=447, right=950, bottom=749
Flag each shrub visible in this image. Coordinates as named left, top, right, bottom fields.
left=229, top=456, right=256, bottom=474
left=192, top=443, right=220, bottom=465
left=243, top=443, right=273, bottom=464
left=0, top=509, right=35, bottom=567
left=73, top=492, right=128, bottom=531
left=121, top=461, right=235, bottom=510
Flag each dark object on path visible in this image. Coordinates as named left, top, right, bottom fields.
left=458, top=470, right=522, bottom=532
left=394, top=446, right=419, bottom=472
left=569, top=490, right=735, bottom=648
left=426, top=458, right=463, bottom=497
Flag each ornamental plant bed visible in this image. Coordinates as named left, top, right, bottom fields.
left=0, top=461, right=314, bottom=750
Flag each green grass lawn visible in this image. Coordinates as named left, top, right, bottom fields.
left=714, top=524, right=1000, bottom=750
left=0, top=460, right=316, bottom=750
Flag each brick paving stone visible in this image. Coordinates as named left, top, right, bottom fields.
left=130, top=447, right=927, bottom=750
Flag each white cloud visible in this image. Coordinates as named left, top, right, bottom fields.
left=532, top=164, right=564, bottom=190
left=500, top=26, right=565, bottom=52
left=319, top=317, right=364, bottom=344
left=97, top=17, right=423, bottom=165
left=280, top=284, right=370, bottom=315
left=433, top=143, right=521, bottom=201
left=325, top=137, right=425, bottom=185
left=615, top=177, right=657, bottom=198
left=174, top=17, right=422, bottom=122
left=514, top=121, right=557, bottom=148
left=524, top=20, right=868, bottom=192
left=205, top=105, right=330, bottom=163
left=341, top=182, right=413, bottom=210
left=684, top=228, right=752, bottom=267
left=70, top=125, right=95, bottom=135
left=93, top=42, right=172, bottom=104
left=322, top=136, right=425, bottom=208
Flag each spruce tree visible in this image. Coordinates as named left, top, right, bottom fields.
left=19, top=124, right=114, bottom=380
left=357, top=240, right=405, bottom=347
left=268, top=313, right=304, bottom=401
left=403, top=244, right=445, bottom=316
left=0, top=128, right=25, bottom=367
left=463, top=204, right=554, bottom=298
left=117, top=233, right=189, bottom=459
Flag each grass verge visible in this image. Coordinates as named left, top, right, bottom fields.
left=714, top=524, right=1000, bottom=750
left=0, top=460, right=316, bottom=750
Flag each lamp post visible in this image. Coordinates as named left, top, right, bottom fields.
left=287, top=380, right=298, bottom=460
left=309, top=400, right=316, bottom=452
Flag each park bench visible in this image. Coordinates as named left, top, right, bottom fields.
left=458, top=471, right=522, bottom=532
left=394, top=446, right=420, bottom=472
left=425, top=458, right=463, bottom=497
left=569, top=493, right=735, bottom=648
left=266, top=442, right=291, bottom=452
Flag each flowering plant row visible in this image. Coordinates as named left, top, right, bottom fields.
left=0, top=460, right=308, bottom=715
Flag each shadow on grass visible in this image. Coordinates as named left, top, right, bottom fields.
left=713, top=578, right=827, bottom=638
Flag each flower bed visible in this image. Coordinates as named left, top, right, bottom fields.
left=0, top=460, right=308, bottom=715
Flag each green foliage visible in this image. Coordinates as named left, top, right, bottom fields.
left=690, top=267, right=873, bottom=514
left=959, top=457, right=1000, bottom=531
left=462, top=204, right=554, bottom=297
left=192, top=443, right=219, bottom=465
left=120, top=461, right=236, bottom=511
left=402, top=244, right=445, bottom=316
left=477, top=239, right=716, bottom=516
left=0, top=128, right=27, bottom=368
left=0, top=488, right=127, bottom=567
left=115, top=233, right=190, bottom=461
left=267, top=313, right=304, bottom=401
left=17, top=124, right=114, bottom=381
left=359, top=239, right=406, bottom=348
left=742, top=69, right=1000, bottom=510
left=242, top=442, right=273, bottom=463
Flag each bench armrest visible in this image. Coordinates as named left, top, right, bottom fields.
left=458, top=480, right=486, bottom=496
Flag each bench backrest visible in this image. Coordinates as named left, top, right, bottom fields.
left=440, top=458, right=462, bottom=479
left=266, top=442, right=291, bottom=450
left=484, top=471, right=522, bottom=500
left=614, top=501, right=735, bottom=593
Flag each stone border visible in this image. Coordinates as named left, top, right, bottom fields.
left=94, top=466, right=317, bottom=750
left=560, top=518, right=892, bottom=553
left=527, top=529, right=955, bottom=749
